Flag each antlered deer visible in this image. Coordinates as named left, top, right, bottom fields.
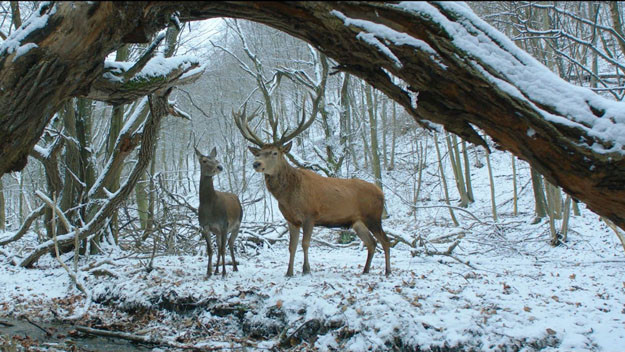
left=234, top=105, right=391, bottom=277
left=195, top=146, right=243, bottom=277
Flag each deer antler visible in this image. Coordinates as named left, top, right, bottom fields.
left=276, top=94, right=319, bottom=146
left=233, top=103, right=264, bottom=147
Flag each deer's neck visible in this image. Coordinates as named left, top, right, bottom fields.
left=199, top=174, right=217, bottom=206
left=265, top=162, right=300, bottom=201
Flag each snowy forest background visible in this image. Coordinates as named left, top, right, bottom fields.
left=1, top=2, right=624, bottom=351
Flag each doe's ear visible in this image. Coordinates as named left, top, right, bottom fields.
left=282, top=141, right=293, bottom=154
left=209, top=147, right=217, bottom=158
left=248, top=146, right=261, bottom=156
left=194, top=147, right=203, bottom=158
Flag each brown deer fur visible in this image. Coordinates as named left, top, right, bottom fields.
left=196, top=147, right=243, bottom=278
left=249, top=142, right=391, bottom=276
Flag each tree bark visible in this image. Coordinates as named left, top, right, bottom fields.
left=1, top=2, right=625, bottom=230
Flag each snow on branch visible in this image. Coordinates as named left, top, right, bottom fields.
left=0, top=2, right=56, bottom=58
left=84, top=53, right=202, bottom=105
left=332, top=10, right=446, bottom=70
left=396, top=2, right=625, bottom=156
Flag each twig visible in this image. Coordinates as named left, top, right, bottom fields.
left=411, top=204, right=488, bottom=225
left=35, top=191, right=73, bottom=233
left=24, top=317, right=52, bottom=337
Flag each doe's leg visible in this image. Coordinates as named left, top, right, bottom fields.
left=214, top=232, right=222, bottom=275
left=220, top=232, right=227, bottom=277
left=202, top=229, right=213, bottom=278
left=229, top=225, right=240, bottom=272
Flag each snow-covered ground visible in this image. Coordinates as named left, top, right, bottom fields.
left=1, top=144, right=624, bottom=351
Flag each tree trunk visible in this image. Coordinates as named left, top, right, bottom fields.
left=389, top=101, right=397, bottom=171
left=531, top=168, right=548, bottom=222
left=461, top=140, right=474, bottom=203
left=434, top=133, right=459, bottom=226
left=365, top=85, right=383, bottom=190
left=486, top=151, right=498, bottom=222
left=1, top=2, right=625, bottom=231
left=0, top=178, right=5, bottom=231
left=104, top=45, right=130, bottom=241
left=58, top=101, right=82, bottom=237
left=446, top=132, right=469, bottom=208
left=511, top=155, right=518, bottom=216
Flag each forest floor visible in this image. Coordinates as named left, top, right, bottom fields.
left=1, top=205, right=624, bottom=351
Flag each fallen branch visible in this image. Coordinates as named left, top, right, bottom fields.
left=76, top=325, right=165, bottom=345
left=25, top=317, right=52, bottom=337
left=413, top=240, right=477, bottom=270
left=75, top=326, right=231, bottom=350
left=385, top=228, right=417, bottom=248
left=0, top=204, right=45, bottom=246
left=0, top=247, right=18, bottom=266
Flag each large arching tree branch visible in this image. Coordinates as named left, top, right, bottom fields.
left=1, top=2, right=625, bottom=232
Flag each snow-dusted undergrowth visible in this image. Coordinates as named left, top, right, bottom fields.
left=1, top=145, right=624, bottom=351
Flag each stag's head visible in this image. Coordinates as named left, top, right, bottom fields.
left=195, top=147, right=223, bottom=177
left=248, top=142, right=292, bottom=175
left=233, top=101, right=316, bottom=176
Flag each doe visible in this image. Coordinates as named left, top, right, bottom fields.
left=196, top=147, right=243, bottom=277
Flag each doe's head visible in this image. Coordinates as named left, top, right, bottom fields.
left=195, top=147, right=223, bottom=177
left=248, top=142, right=292, bottom=175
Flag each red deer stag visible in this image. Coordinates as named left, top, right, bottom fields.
left=195, top=146, right=243, bottom=277
left=233, top=105, right=391, bottom=276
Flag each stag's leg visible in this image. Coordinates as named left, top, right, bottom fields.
left=286, top=222, right=300, bottom=277
left=229, top=225, right=240, bottom=272
left=370, top=223, right=392, bottom=276
left=202, top=229, right=213, bottom=278
left=301, top=220, right=314, bottom=275
left=352, top=221, right=376, bottom=274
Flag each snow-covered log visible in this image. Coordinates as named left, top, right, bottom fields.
left=1, top=2, right=625, bottom=231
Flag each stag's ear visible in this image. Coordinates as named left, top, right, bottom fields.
left=248, top=146, right=261, bottom=156
left=282, top=141, right=293, bottom=154
left=209, top=147, right=217, bottom=158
